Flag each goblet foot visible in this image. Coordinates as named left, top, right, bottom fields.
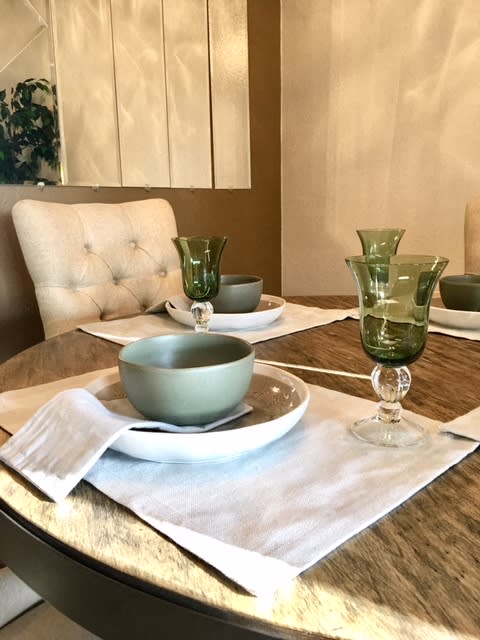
left=191, top=301, right=213, bottom=332
left=351, top=364, right=426, bottom=447
left=351, top=414, right=425, bottom=447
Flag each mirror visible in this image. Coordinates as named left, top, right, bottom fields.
left=0, top=0, right=60, bottom=184
left=0, top=0, right=250, bottom=189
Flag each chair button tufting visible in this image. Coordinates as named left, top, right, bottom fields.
left=159, top=269, right=167, bottom=277
left=84, top=243, right=91, bottom=252
left=129, top=241, right=137, bottom=248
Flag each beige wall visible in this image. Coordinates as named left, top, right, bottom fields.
left=282, top=0, right=480, bottom=294
left=0, top=0, right=281, bottom=362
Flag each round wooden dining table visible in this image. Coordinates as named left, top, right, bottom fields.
left=0, top=296, right=479, bottom=640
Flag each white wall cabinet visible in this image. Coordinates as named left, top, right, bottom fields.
left=51, top=0, right=250, bottom=189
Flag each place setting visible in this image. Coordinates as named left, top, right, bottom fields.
left=167, top=235, right=287, bottom=331
left=2, top=230, right=480, bottom=597
left=0, top=318, right=479, bottom=596
left=78, top=235, right=358, bottom=346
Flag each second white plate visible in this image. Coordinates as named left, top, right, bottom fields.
left=165, top=294, right=286, bottom=331
left=430, top=305, right=480, bottom=331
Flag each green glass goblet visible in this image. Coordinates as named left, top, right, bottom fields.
left=346, top=254, right=448, bottom=447
left=173, top=236, right=227, bottom=332
left=356, top=227, right=405, bottom=257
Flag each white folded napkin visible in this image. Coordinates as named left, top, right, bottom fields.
left=439, top=405, right=480, bottom=440
left=0, top=389, right=132, bottom=502
left=0, top=367, right=116, bottom=434
left=78, top=302, right=359, bottom=346
left=1, top=368, right=479, bottom=596
left=0, top=389, right=250, bottom=502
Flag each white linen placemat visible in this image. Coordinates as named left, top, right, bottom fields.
left=78, top=302, right=358, bottom=346
left=338, top=309, right=480, bottom=341
left=427, top=323, right=480, bottom=340
left=320, top=309, right=480, bottom=341
left=0, top=369, right=478, bottom=595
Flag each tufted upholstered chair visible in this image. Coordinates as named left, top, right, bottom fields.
left=12, top=198, right=183, bottom=339
left=465, top=197, right=480, bottom=274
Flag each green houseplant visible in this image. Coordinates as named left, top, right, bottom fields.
left=0, top=78, right=60, bottom=184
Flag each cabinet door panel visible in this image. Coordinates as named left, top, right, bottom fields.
left=49, top=0, right=249, bottom=189
left=209, top=0, right=251, bottom=189
left=51, top=0, right=121, bottom=186
left=163, top=0, right=212, bottom=188
left=111, top=0, right=170, bottom=187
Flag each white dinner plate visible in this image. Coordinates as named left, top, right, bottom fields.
left=165, top=294, right=285, bottom=331
left=429, top=305, right=480, bottom=331
left=88, top=363, right=309, bottom=463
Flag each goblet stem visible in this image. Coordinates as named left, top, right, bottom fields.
left=351, top=364, right=425, bottom=447
left=191, top=301, right=213, bottom=332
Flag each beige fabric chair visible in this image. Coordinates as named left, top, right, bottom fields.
left=465, top=197, right=480, bottom=274
left=6, top=198, right=182, bottom=636
left=12, top=198, right=182, bottom=339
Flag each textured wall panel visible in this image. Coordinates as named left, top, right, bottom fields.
left=111, top=1, right=170, bottom=187
left=281, top=0, right=477, bottom=294
left=209, top=0, right=251, bottom=189
left=163, top=0, right=212, bottom=188
left=51, top=0, right=121, bottom=186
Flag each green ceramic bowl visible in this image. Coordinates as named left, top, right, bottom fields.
left=439, top=274, right=480, bottom=311
left=118, top=333, right=255, bottom=425
left=212, top=275, right=263, bottom=313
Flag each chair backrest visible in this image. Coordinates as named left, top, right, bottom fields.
left=465, top=198, right=480, bottom=274
left=12, top=198, right=182, bottom=339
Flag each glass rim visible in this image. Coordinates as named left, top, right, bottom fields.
left=356, top=227, right=405, bottom=233
left=346, top=254, right=449, bottom=266
left=172, top=236, right=228, bottom=242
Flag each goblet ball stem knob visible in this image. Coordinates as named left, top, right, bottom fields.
left=191, top=301, right=213, bottom=333
left=371, top=365, right=411, bottom=422
left=352, top=364, right=423, bottom=447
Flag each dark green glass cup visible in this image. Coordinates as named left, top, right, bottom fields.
left=346, top=254, right=448, bottom=447
left=173, top=236, right=227, bottom=332
left=357, top=228, right=406, bottom=286
left=356, top=227, right=405, bottom=257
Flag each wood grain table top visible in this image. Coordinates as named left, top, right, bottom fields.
left=0, top=296, right=479, bottom=640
